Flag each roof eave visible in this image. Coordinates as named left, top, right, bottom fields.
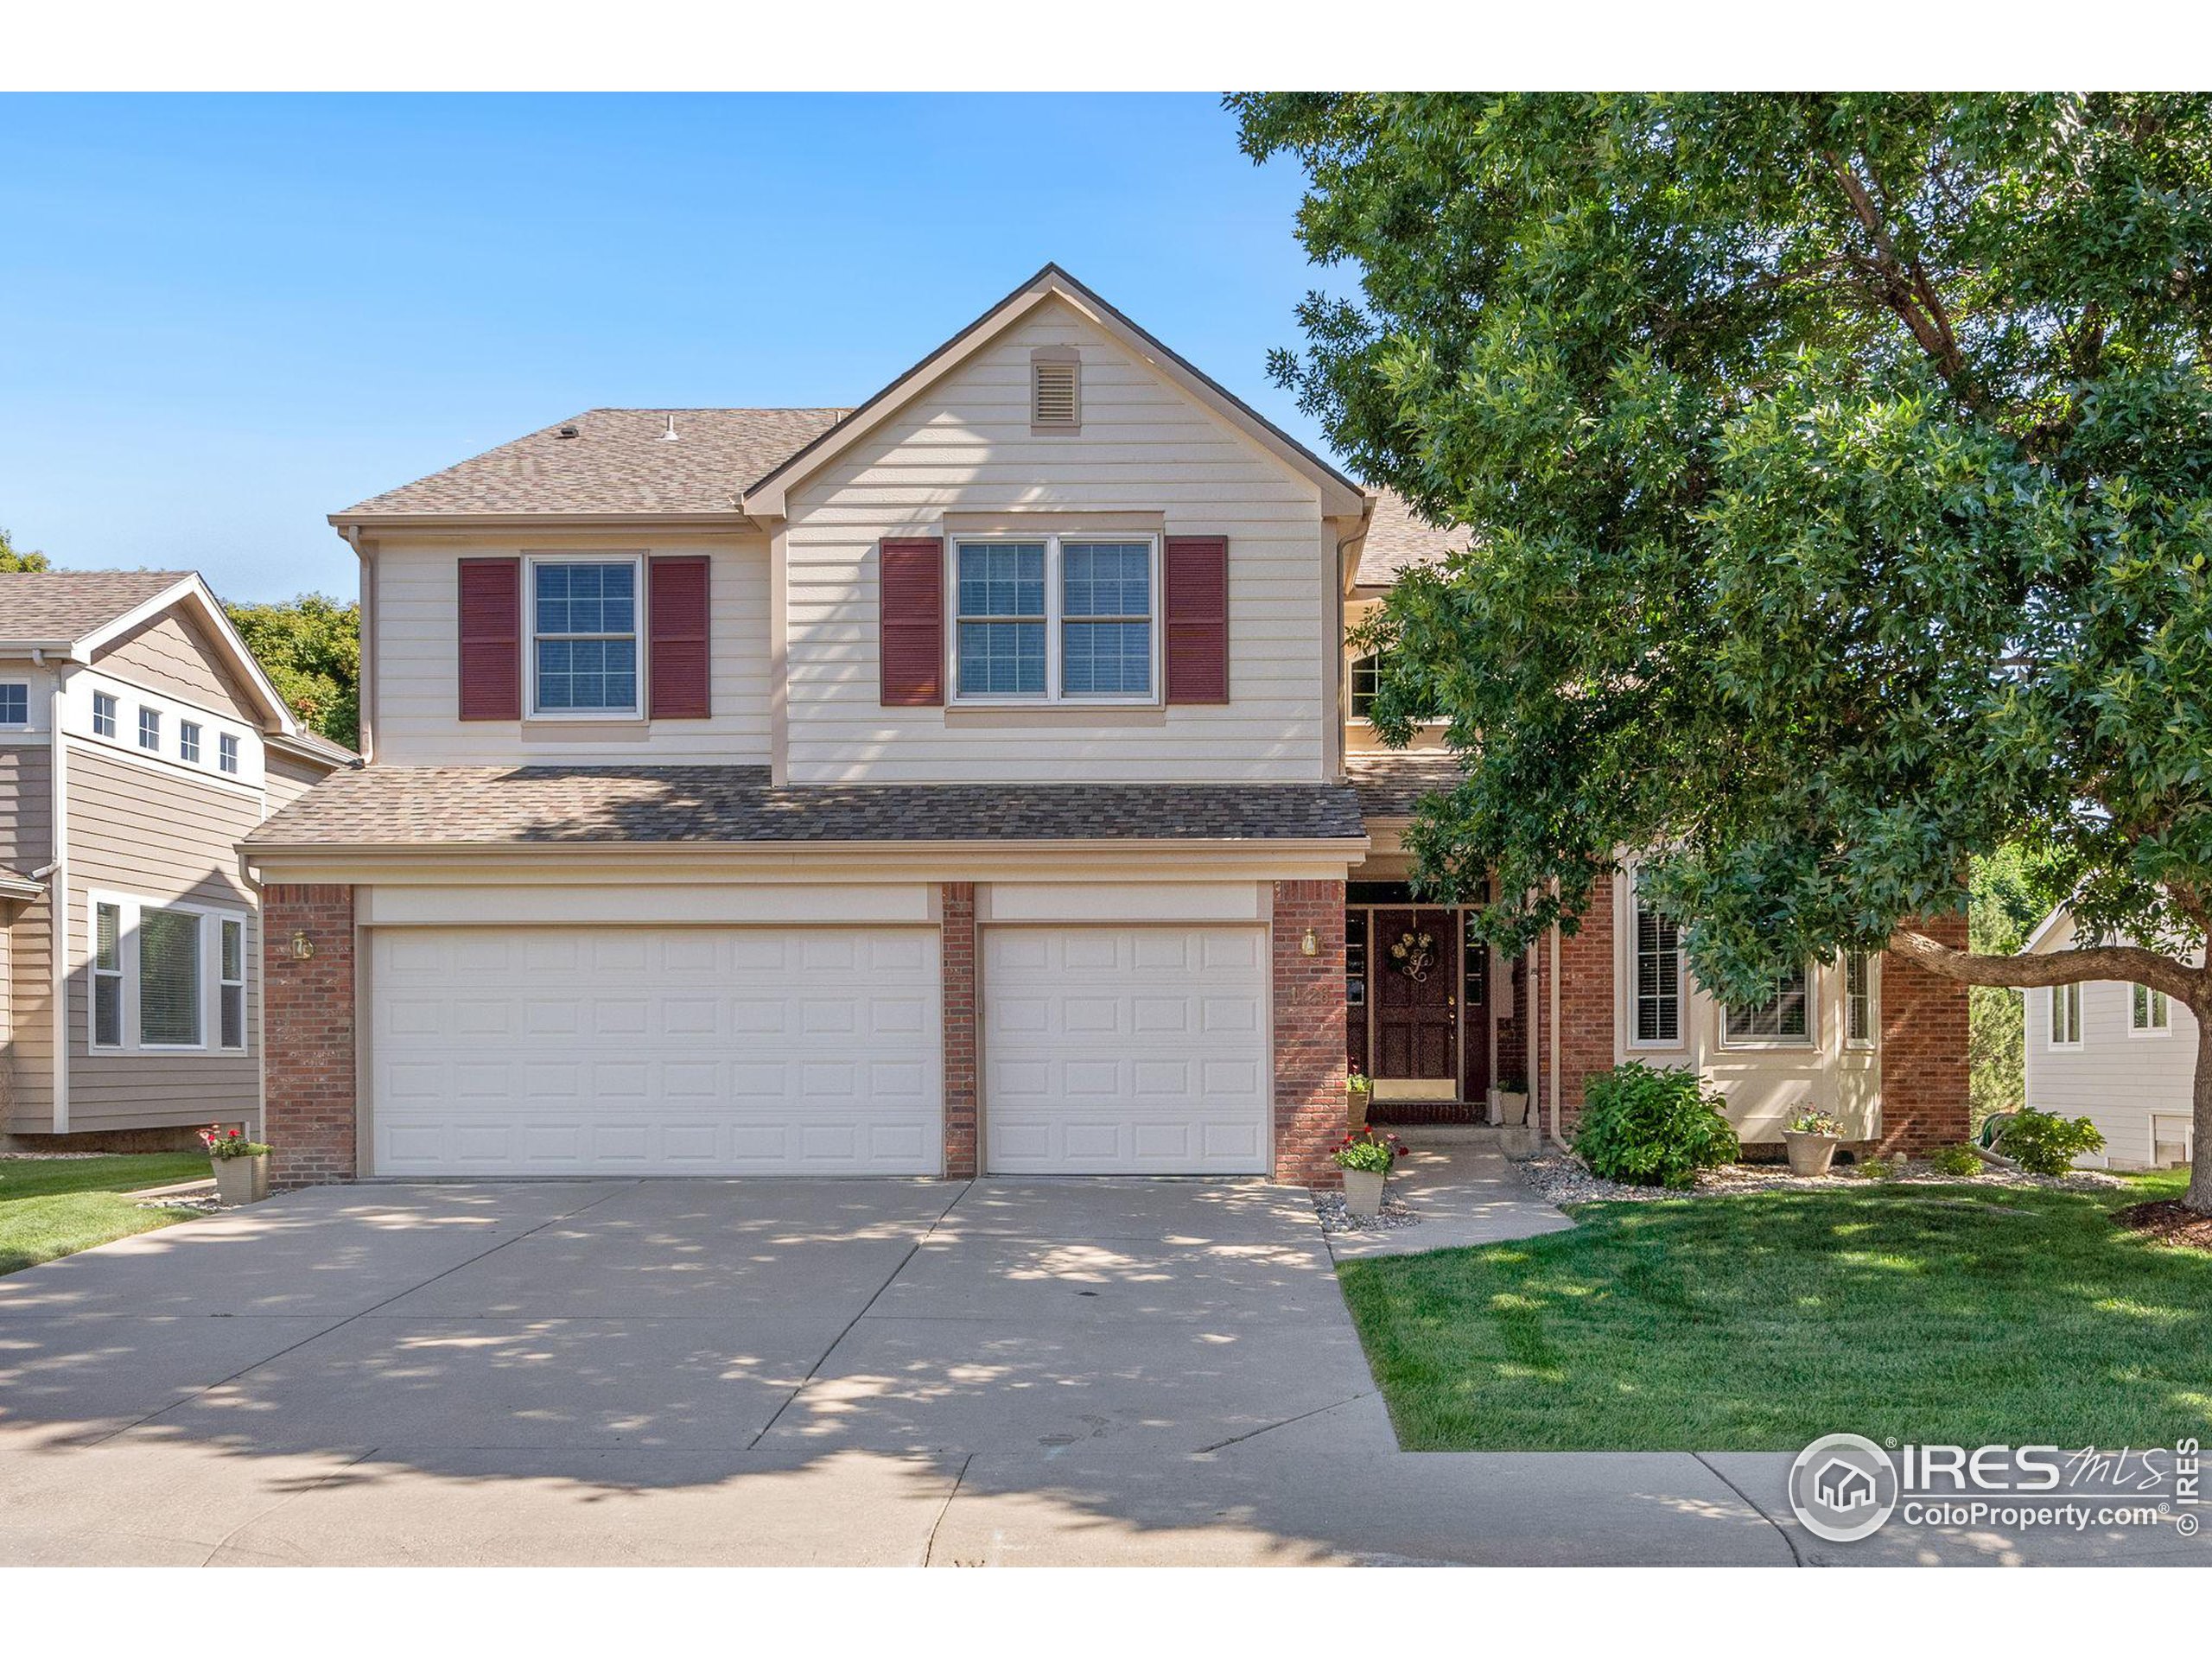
left=244, top=832, right=1372, bottom=860
left=329, top=511, right=766, bottom=535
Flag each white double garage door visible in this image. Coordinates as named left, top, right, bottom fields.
left=370, top=919, right=1269, bottom=1178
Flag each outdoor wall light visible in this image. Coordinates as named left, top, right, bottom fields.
left=289, top=931, right=315, bottom=960
left=1300, top=927, right=1319, bottom=957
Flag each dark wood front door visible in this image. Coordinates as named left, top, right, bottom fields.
left=1373, top=908, right=1457, bottom=1079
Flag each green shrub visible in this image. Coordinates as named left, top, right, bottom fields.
left=1927, top=1143, right=1985, bottom=1177
left=1573, top=1063, right=1739, bottom=1188
left=1847, top=1154, right=1900, bottom=1181
left=1999, top=1108, right=2106, bottom=1175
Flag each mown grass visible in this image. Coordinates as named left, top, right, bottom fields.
left=1338, top=1170, right=2212, bottom=1451
left=0, top=1153, right=210, bottom=1276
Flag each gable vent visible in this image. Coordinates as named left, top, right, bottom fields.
left=1031, top=352, right=1080, bottom=432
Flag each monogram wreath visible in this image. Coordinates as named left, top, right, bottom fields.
left=1389, top=930, right=1437, bottom=982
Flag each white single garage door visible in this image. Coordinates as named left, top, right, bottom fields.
left=371, top=926, right=942, bottom=1176
left=983, top=926, right=1269, bottom=1174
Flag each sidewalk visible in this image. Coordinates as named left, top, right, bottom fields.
left=1325, top=1124, right=1575, bottom=1261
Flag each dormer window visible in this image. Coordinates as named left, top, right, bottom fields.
left=1031, top=346, right=1080, bottom=434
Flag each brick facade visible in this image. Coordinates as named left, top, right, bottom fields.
left=1273, top=879, right=1349, bottom=1185
left=1878, top=913, right=1973, bottom=1154
left=262, top=883, right=357, bottom=1188
left=940, top=882, right=978, bottom=1178
left=1544, top=876, right=1617, bottom=1134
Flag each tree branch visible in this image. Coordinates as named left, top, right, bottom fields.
left=1821, top=149, right=1978, bottom=406
left=1890, top=927, right=2204, bottom=1005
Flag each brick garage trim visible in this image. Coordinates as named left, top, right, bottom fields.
left=1878, top=913, right=1973, bottom=1154
left=1273, top=880, right=1348, bottom=1185
left=262, top=883, right=357, bottom=1187
left=941, top=882, right=977, bottom=1178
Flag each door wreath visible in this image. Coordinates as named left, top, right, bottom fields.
left=1389, top=930, right=1437, bottom=982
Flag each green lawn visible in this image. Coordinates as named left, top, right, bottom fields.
left=1338, top=1171, right=2212, bottom=1451
left=0, top=1153, right=211, bottom=1277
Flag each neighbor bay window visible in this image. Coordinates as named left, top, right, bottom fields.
left=952, top=536, right=1155, bottom=702
left=531, top=557, right=640, bottom=715
left=86, top=894, right=248, bottom=1053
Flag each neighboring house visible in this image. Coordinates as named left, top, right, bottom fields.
left=247, top=264, right=1967, bottom=1187
left=2021, top=903, right=2199, bottom=1168
left=0, top=572, right=351, bottom=1146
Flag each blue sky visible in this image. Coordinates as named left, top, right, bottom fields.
left=0, top=93, right=1345, bottom=603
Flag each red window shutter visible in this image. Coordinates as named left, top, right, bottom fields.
left=457, top=557, right=521, bottom=721
left=1164, top=536, right=1229, bottom=704
left=648, top=555, right=711, bottom=719
left=880, top=537, right=944, bottom=707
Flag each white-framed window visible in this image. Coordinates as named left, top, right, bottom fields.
left=950, top=535, right=1157, bottom=703
left=218, top=732, right=240, bottom=775
left=179, top=720, right=201, bottom=764
left=86, top=893, right=249, bottom=1054
left=219, top=917, right=246, bottom=1050
left=1726, top=964, right=1814, bottom=1046
left=2133, top=983, right=2171, bottom=1034
left=92, top=691, right=117, bottom=739
left=137, top=706, right=160, bottom=751
left=1349, top=652, right=1382, bottom=721
left=2050, top=981, right=2083, bottom=1047
left=1630, top=884, right=1683, bottom=1046
left=1846, top=952, right=1876, bottom=1046
left=529, top=555, right=641, bottom=716
left=0, top=683, right=27, bottom=726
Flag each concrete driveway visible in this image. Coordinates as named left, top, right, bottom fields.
left=0, top=1177, right=1821, bottom=1565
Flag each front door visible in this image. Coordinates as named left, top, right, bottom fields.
left=1372, top=907, right=1457, bottom=1084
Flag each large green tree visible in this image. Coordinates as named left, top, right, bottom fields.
left=224, top=593, right=359, bottom=751
left=0, top=528, right=49, bottom=572
left=1234, top=92, right=2212, bottom=1204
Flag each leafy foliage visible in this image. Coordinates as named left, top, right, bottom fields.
left=225, top=593, right=359, bottom=749
left=1968, top=844, right=2073, bottom=1119
left=1333, top=1125, right=1408, bottom=1173
left=0, top=527, right=49, bottom=572
left=1999, top=1107, right=2107, bottom=1175
left=1232, top=93, right=2212, bottom=1010
left=1572, top=1062, right=1739, bottom=1187
left=1928, top=1142, right=1986, bottom=1176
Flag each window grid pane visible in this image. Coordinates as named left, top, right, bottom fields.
left=957, top=621, right=1046, bottom=696
left=0, top=685, right=25, bottom=724
left=219, top=734, right=239, bottom=773
left=138, top=906, right=200, bottom=1046
left=532, top=563, right=639, bottom=713
left=180, top=721, right=201, bottom=763
left=1846, top=953, right=1872, bottom=1043
left=92, top=902, right=122, bottom=1049
left=1634, top=899, right=1681, bottom=1044
left=1727, top=966, right=1811, bottom=1042
left=138, top=708, right=160, bottom=750
left=92, top=693, right=116, bottom=738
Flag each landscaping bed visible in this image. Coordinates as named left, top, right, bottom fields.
left=1338, top=1169, right=2208, bottom=1452
left=1520, top=1150, right=2129, bottom=1207
left=0, top=1152, right=212, bottom=1276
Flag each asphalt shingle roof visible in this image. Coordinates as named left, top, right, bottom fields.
left=1357, top=492, right=1465, bottom=588
left=340, top=409, right=849, bottom=518
left=247, top=766, right=1369, bottom=848
left=1345, top=752, right=1467, bottom=819
left=0, top=571, right=194, bottom=644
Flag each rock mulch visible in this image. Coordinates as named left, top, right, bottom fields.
left=1519, top=1152, right=2130, bottom=1207
left=2113, top=1199, right=2212, bottom=1254
left=136, top=1195, right=222, bottom=1215
left=1313, top=1190, right=1422, bottom=1235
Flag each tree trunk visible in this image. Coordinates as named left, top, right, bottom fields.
left=2190, top=1016, right=2212, bottom=1214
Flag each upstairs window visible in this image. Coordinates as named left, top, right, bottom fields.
left=137, top=707, right=160, bottom=751
left=180, top=721, right=201, bottom=764
left=2050, top=982, right=2082, bottom=1047
left=531, top=558, right=639, bottom=715
left=2133, top=984, right=2171, bottom=1033
left=92, top=691, right=117, bottom=739
left=0, top=684, right=27, bottom=726
left=953, top=537, right=1156, bottom=702
left=218, top=733, right=240, bottom=775
left=1726, top=964, right=1812, bottom=1046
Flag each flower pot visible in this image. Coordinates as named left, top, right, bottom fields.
left=1497, top=1122, right=1541, bottom=1161
left=1491, top=1088, right=1529, bottom=1127
left=1347, top=1087, right=1372, bottom=1131
left=1783, top=1131, right=1840, bottom=1178
left=1340, top=1167, right=1388, bottom=1217
left=212, top=1154, right=269, bottom=1206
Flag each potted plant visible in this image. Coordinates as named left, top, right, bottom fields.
left=1332, top=1126, right=1407, bottom=1218
left=1494, top=1071, right=1539, bottom=1159
left=1346, top=1071, right=1373, bottom=1130
left=1783, top=1109, right=1843, bottom=1177
left=200, top=1123, right=272, bottom=1205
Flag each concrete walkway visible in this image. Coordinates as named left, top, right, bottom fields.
left=1325, top=1125, right=1575, bottom=1260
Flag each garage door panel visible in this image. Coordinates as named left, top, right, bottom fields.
left=372, top=925, right=942, bottom=1177
left=983, top=925, right=1268, bottom=1175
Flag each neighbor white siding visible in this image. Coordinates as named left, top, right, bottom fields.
left=781, top=299, right=1333, bottom=784
left=2024, top=913, right=2199, bottom=1167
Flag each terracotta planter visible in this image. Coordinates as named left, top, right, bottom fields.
left=1340, top=1167, right=1388, bottom=1217
left=1783, top=1131, right=1840, bottom=1178
left=1497, top=1122, right=1541, bottom=1161
left=212, top=1154, right=269, bottom=1206
left=1347, top=1087, right=1372, bottom=1131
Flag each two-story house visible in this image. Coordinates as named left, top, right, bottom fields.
left=0, top=572, right=350, bottom=1148
left=248, top=265, right=1968, bottom=1187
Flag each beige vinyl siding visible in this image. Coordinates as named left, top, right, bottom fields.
left=0, top=746, right=55, bottom=1130
left=2024, top=912, right=2200, bottom=1167
left=264, top=749, right=334, bottom=816
left=782, top=300, right=1332, bottom=784
left=370, top=537, right=773, bottom=766
left=63, top=745, right=260, bottom=1131
left=93, top=612, right=260, bottom=723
